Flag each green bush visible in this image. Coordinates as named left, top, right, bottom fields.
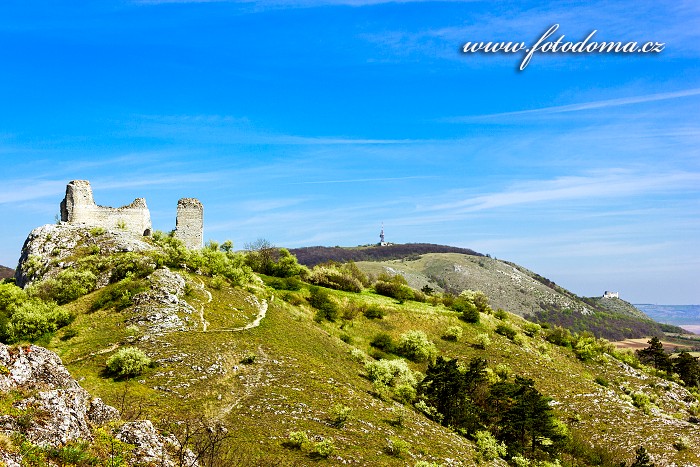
left=545, top=326, right=575, bottom=348
left=384, top=437, right=409, bottom=458
left=494, top=308, right=508, bottom=320
left=370, top=332, right=395, bottom=352
left=106, top=347, right=151, bottom=377
left=474, top=333, right=491, bottom=349
left=308, top=264, right=363, bottom=292
left=363, top=304, right=386, bottom=319
left=308, top=287, right=338, bottom=321
left=442, top=325, right=463, bottom=341
left=28, top=269, right=97, bottom=305
left=5, top=300, right=71, bottom=343
left=374, top=279, right=415, bottom=303
left=90, top=278, right=148, bottom=312
left=365, top=358, right=420, bottom=388
left=89, top=227, right=106, bottom=236
left=396, top=330, right=437, bottom=364
left=522, top=322, right=541, bottom=337
left=313, top=438, right=335, bottom=458
left=329, top=404, right=352, bottom=428
left=108, top=253, right=155, bottom=283
left=474, top=430, right=506, bottom=461
left=0, top=283, right=27, bottom=313
left=495, top=323, right=517, bottom=340
left=286, top=431, right=308, bottom=449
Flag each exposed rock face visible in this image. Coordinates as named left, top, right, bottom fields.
left=13, top=223, right=155, bottom=288
left=0, top=343, right=119, bottom=447
left=174, top=198, right=203, bottom=250
left=0, top=343, right=196, bottom=466
left=60, top=180, right=152, bottom=237
left=130, top=267, right=198, bottom=335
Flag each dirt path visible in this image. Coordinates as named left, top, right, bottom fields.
left=215, top=344, right=269, bottom=420
left=196, top=278, right=212, bottom=332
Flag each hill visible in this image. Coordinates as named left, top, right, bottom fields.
left=2, top=226, right=700, bottom=465
left=289, top=243, right=482, bottom=267
left=0, top=265, right=14, bottom=280
left=315, top=248, right=680, bottom=341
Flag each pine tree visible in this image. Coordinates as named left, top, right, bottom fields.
left=636, top=337, right=671, bottom=371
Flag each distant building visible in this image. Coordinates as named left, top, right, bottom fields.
left=603, top=291, right=619, bottom=299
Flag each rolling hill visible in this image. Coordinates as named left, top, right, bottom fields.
left=1, top=227, right=699, bottom=465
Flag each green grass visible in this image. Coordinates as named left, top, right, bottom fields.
left=37, top=270, right=700, bottom=465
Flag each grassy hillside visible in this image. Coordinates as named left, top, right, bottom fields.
left=352, top=253, right=683, bottom=341
left=3, top=228, right=700, bottom=466
left=44, top=274, right=700, bottom=466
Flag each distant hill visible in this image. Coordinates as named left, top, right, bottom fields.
left=0, top=265, right=14, bottom=280
left=289, top=243, right=482, bottom=267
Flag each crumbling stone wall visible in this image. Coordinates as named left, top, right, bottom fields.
left=60, top=180, right=152, bottom=236
left=174, top=198, right=203, bottom=250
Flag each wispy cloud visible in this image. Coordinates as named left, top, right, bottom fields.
left=446, top=88, right=700, bottom=122
left=427, top=170, right=700, bottom=213
left=293, top=175, right=433, bottom=185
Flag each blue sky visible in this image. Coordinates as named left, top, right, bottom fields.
left=0, top=0, right=698, bottom=304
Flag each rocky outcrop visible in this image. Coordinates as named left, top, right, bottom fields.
left=130, top=267, right=198, bottom=335
left=0, top=343, right=196, bottom=466
left=14, top=223, right=154, bottom=288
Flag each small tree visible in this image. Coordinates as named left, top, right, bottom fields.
left=396, top=330, right=437, bottom=364
left=106, top=347, right=151, bottom=377
left=636, top=337, right=671, bottom=372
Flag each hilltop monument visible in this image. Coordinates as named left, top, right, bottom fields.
left=59, top=180, right=203, bottom=249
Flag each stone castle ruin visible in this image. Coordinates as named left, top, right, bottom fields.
left=60, top=180, right=203, bottom=249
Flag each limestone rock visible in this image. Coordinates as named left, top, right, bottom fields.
left=0, top=342, right=196, bottom=466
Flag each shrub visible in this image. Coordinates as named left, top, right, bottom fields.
left=474, top=430, right=506, bottom=461
left=384, top=437, right=409, bottom=458
left=522, top=322, right=541, bottom=337
left=494, top=308, right=508, bottom=320
left=28, top=269, right=97, bottom=305
left=106, top=347, right=151, bottom=377
left=90, top=278, right=148, bottom=312
left=673, top=435, right=689, bottom=451
left=365, top=359, right=419, bottom=388
left=370, top=332, right=395, bottom=353
left=545, top=326, right=575, bottom=348
left=396, top=330, right=437, bottom=364
left=363, top=304, right=386, bottom=319
left=313, top=438, right=335, bottom=458
left=89, top=227, right=106, bottom=236
left=495, top=323, right=517, bottom=340
left=308, top=287, right=339, bottom=321
left=108, top=253, right=156, bottom=283
left=329, top=404, right=352, bottom=428
left=594, top=376, right=609, bottom=387
left=286, top=431, right=308, bottom=449
left=210, top=275, right=226, bottom=290
left=631, top=392, right=652, bottom=414
left=442, top=326, right=463, bottom=341
left=349, top=348, right=368, bottom=364
left=474, top=333, right=491, bottom=349
left=0, top=283, right=27, bottom=313
left=240, top=353, right=256, bottom=364
left=5, top=300, right=72, bottom=343
left=308, top=264, right=363, bottom=292
left=374, top=274, right=415, bottom=303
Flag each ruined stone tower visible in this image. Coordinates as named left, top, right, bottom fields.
left=60, top=180, right=152, bottom=236
left=174, top=198, right=203, bottom=250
